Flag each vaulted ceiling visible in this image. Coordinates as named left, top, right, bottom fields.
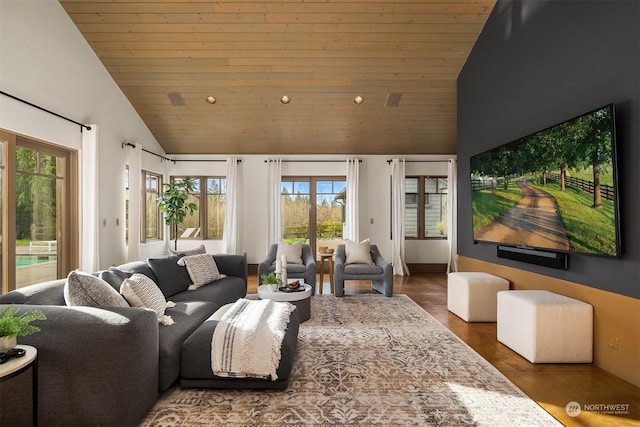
left=60, top=1, right=495, bottom=155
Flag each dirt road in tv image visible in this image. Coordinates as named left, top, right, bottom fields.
left=475, top=178, right=571, bottom=250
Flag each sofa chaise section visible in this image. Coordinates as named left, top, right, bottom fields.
left=0, top=281, right=159, bottom=427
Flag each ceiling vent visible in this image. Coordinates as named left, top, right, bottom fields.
left=385, top=92, right=402, bottom=108
left=168, top=92, right=186, bottom=107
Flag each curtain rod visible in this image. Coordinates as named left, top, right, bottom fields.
left=386, top=159, right=451, bottom=164
left=264, top=159, right=362, bottom=163
left=0, top=90, right=91, bottom=132
left=122, top=143, right=240, bottom=163
left=174, top=158, right=241, bottom=163
left=122, top=142, right=175, bottom=163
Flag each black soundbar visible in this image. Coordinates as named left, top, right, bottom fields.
left=496, top=245, right=568, bottom=270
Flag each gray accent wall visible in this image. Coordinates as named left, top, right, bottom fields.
left=457, top=0, right=639, bottom=298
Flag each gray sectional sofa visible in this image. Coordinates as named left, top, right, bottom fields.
left=0, top=253, right=262, bottom=426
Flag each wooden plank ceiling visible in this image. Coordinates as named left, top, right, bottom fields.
left=60, top=0, right=496, bottom=155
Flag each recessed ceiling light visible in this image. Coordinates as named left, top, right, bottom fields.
left=353, top=96, right=364, bottom=105
left=280, top=95, right=291, bottom=104
left=206, top=96, right=216, bottom=104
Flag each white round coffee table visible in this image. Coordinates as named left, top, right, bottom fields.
left=258, top=283, right=312, bottom=322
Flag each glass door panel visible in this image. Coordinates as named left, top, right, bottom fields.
left=15, top=149, right=62, bottom=288
left=315, top=179, right=346, bottom=252
left=0, top=140, right=4, bottom=290
left=281, top=180, right=310, bottom=243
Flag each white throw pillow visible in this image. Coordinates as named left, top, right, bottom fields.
left=345, top=238, right=374, bottom=265
left=177, top=254, right=226, bottom=289
left=120, top=273, right=175, bottom=325
left=276, top=241, right=303, bottom=264
left=64, top=270, right=129, bottom=308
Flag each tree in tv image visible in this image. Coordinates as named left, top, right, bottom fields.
left=470, top=105, right=619, bottom=257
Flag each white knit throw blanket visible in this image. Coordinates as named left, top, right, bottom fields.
left=211, top=298, right=295, bottom=380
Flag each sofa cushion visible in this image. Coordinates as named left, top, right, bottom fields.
left=177, top=254, right=226, bottom=289
left=146, top=255, right=192, bottom=298
left=120, top=273, right=175, bottom=325
left=345, top=238, right=373, bottom=265
left=0, top=279, right=66, bottom=305
left=64, top=270, right=129, bottom=308
left=276, top=241, right=303, bottom=264
left=158, top=301, right=219, bottom=391
left=170, top=276, right=247, bottom=306
left=344, top=264, right=384, bottom=275
left=99, top=267, right=133, bottom=292
left=117, top=261, right=158, bottom=284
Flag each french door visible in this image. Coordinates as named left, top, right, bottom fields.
left=280, top=176, right=346, bottom=254
left=1, top=130, right=77, bottom=293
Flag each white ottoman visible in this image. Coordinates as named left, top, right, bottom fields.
left=447, top=272, right=510, bottom=322
left=497, top=290, right=593, bottom=363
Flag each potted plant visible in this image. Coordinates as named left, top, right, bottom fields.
left=157, top=177, right=199, bottom=251
left=260, top=272, right=282, bottom=292
left=0, top=305, right=47, bottom=351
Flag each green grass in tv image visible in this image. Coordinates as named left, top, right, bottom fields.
left=472, top=178, right=617, bottom=256
left=470, top=105, right=617, bottom=256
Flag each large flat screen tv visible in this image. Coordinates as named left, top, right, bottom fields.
left=470, top=103, right=620, bottom=258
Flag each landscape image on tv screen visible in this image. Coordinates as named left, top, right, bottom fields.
left=470, top=104, right=620, bottom=257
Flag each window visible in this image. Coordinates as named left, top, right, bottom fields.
left=1, top=130, right=78, bottom=293
left=405, top=176, right=448, bottom=239
left=143, top=171, right=162, bottom=241
left=171, top=176, right=226, bottom=240
left=281, top=177, right=346, bottom=253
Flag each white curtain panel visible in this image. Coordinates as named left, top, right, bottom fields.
left=223, top=157, right=238, bottom=254
left=266, top=158, right=282, bottom=249
left=391, top=159, right=410, bottom=275
left=80, top=125, right=100, bottom=272
left=125, top=143, right=142, bottom=262
left=345, top=158, right=360, bottom=242
left=447, top=157, right=459, bottom=273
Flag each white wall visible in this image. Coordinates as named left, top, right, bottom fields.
left=164, top=155, right=453, bottom=265
left=1, top=1, right=453, bottom=269
left=1, top=0, right=166, bottom=267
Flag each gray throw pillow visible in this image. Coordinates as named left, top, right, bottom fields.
left=64, top=270, right=129, bottom=308
left=99, top=267, right=133, bottom=292
left=177, top=254, right=226, bottom=289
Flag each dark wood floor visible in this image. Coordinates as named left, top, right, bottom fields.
left=249, top=273, right=640, bottom=427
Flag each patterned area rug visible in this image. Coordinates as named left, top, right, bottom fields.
left=142, top=294, right=561, bottom=426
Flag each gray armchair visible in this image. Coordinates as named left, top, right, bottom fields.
left=334, top=244, right=393, bottom=297
left=258, top=244, right=317, bottom=294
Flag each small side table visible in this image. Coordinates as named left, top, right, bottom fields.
left=317, top=253, right=335, bottom=294
left=258, top=283, right=312, bottom=322
left=0, top=344, right=38, bottom=426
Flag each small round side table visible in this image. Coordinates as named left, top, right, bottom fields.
left=258, top=283, right=312, bottom=322
left=317, top=253, right=335, bottom=294
left=0, top=344, right=38, bottom=426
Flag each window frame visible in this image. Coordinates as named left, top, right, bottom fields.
left=280, top=176, right=346, bottom=254
left=1, top=129, right=78, bottom=294
left=141, top=170, right=163, bottom=243
left=404, top=175, right=448, bottom=240
left=169, top=175, right=227, bottom=241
